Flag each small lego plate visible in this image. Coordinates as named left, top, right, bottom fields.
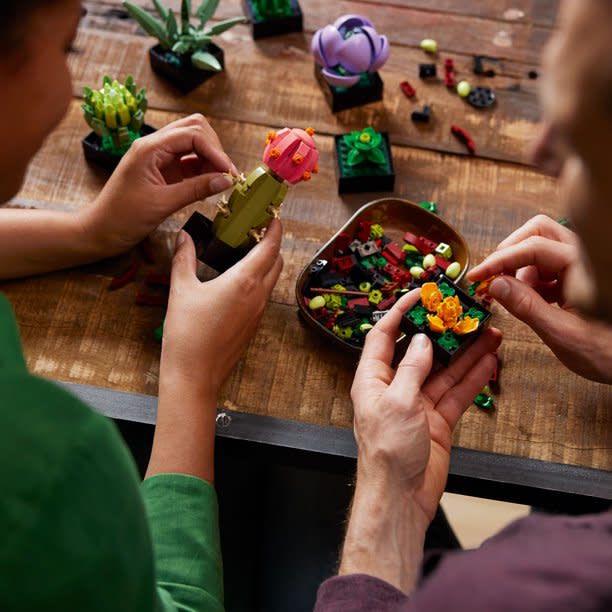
left=295, top=197, right=470, bottom=354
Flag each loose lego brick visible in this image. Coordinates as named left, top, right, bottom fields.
left=383, top=242, right=404, bottom=264
left=378, top=296, right=397, bottom=310
left=413, top=235, right=438, bottom=255
left=411, top=105, right=432, bottom=123
left=357, top=241, right=380, bottom=258
left=319, top=272, right=345, bottom=288
left=332, top=255, right=355, bottom=273
left=372, top=310, right=390, bottom=322
left=444, top=58, right=457, bottom=88
left=400, top=80, right=416, bottom=98
left=434, top=255, right=450, bottom=271
left=334, top=232, right=352, bottom=253
left=347, top=297, right=371, bottom=309
left=356, top=220, right=372, bottom=243
left=419, top=63, right=437, bottom=79
left=451, top=124, right=476, bottom=155
left=403, top=231, right=419, bottom=245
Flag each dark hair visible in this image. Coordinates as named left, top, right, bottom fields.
left=0, top=1, right=64, bottom=47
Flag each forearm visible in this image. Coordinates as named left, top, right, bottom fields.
left=339, top=466, right=429, bottom=595
left=146, top=372, right=218, bottom=483
left=0, top=207, right=107, bottom=279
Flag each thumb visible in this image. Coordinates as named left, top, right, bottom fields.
left=488, top=276, right=574, bottom=341
left=393, top=333, right=433, bottom=393
left=165, top=173, right=233, bottom=211
left=171, top=231, right=197, bottom=288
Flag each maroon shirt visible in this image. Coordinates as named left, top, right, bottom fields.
left=315, top=512, right=612, bottom=611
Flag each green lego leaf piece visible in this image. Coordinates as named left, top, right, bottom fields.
left=366, top=147, right=386, bottom=166
left=191, top=49, right=222, bottom=71
left=172, top=40, right=192, bottom=55
left=181, top=0, right=192, bottom=34
left=438, top=282, right=455, bottom=298
left=153, top=0, right=169, bottom=21
left=347, top=148, right=365, bottom=167
left=205, top=16, right=248, bottom=36
left=468, top=281, right=479, bottom=297
left=123, top=2, right=170, bottom=47
left=466, top=307, right=486, bottom=321
left=474, top=392, right=495, bottom=409
left=407, top=304, right=428, bottom=325
left=196, top=0, right=219, bottom=25
left=437, top=331, right=459, bottom=351
left=418, top=201, right=438, bottom=214
left=166, top=10, right=178, bottom=41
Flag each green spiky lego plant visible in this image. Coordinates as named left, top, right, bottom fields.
left=82, top=75, right=148, bottom=156
left=250, top=0, right=293, bottom=20
left=124, top=0, right=247, bottom=72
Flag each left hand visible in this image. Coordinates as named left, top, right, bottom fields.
left=80, top=113, right=236, bottom=255
left=352, top=290, right=502, bottom=524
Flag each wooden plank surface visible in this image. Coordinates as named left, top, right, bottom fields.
left=3, top=0, right=611, bottom=472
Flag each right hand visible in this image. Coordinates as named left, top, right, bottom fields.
left=160, top=220, right=283, bottom=400
left=467, top=214, right=612, bottom=384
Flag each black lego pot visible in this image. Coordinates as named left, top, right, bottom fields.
left=82, top=124, right=156, bottom=172
left=149, top=43, right=225, bottom=94
left=242, top=0, right=303, bottom=39
left=314, top=65, right=384, bottom=113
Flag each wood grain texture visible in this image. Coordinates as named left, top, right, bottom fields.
left=3, top=1, right=611, bottom=472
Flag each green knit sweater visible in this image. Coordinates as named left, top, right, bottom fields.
left=0, top=293, right=224, bottom=611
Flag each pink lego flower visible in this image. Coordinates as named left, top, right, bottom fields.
left=262, top=127, right=320, bottom=184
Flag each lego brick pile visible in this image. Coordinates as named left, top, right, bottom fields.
left=300, top=219, right=464, bottom=348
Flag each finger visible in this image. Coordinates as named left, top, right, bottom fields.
left=262, top=253, right=284, bottom=294
left=358, top=289, right=421, bottom=367
left=170, top=231, right=197, bottom=289
left=486, top=275, right=583, bottom=344
left=161, top=172, right=234, bottom=208
left=466, top=237, right=575, bottom=282
left=436, top=352, right=498, bottom=430
left=496, top=214, right=577, bottom=251
left=233, top=219, right=283, bottom=276
left=390, top=333, right=433, bottom=395
left=422, top=327, right=502, bottom=405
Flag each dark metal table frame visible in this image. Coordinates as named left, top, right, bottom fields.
left=63, top=382, right=612, bottom=514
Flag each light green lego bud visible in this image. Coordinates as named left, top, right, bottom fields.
left=422, top=254, right=436, bottom=269
left=445, top=261, right=461, bottom=279
left=410, top=266, right=425, bottom=279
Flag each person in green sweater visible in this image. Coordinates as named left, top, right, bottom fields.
left=0, top=1, right=282, bottom=610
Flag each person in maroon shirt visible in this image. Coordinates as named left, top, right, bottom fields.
left=315, top=1, right=612, bottom=610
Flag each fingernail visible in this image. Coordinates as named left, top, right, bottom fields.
left=489, top=277, right=510, bottom=300
left=411, top=333, right=430, bottom=350
left=210, top=175, right=232, bottom=193
left=175, top=231, right=186, bottom=251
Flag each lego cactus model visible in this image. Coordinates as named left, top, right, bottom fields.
left=123, top=0, right=247, bottom=93
left=312, top=15, right=389, bottom=112
left=183, top=127, right=319, bottom=273
left=243, top=0, right=303, bottom=39
left=81, top=75, right=155, bottom=171
left=335, top=127, right=395, bottom=193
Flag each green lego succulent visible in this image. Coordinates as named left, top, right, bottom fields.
left=123, top=0, right=247, bottom=72
left=82, top=75, right=148, bottom=156
left=342, top=127, right=387, bottom=167
left=251, top=0, right=294, bottom=20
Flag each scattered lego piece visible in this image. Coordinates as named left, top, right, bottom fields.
left=450, top=124, right=476, bottom=155
left=435, top=242, right=452, bottom=259
left=473, top=56, right=496, bottom=78
left=443, top=58, right=456, bottom=88
left=400, top=80, right=416, bottom=98
left=418, top=201, right=438, bottom=213
left=474, top=387, right=495, bottom=409
left=109, top=257, right=141, bottom=290
left=445, top=261, right=461, bottom=279
left=411, top=105, right=432, bottom=123
left=420, top=38, right=438, bottom=53
left=467, top=86, right=496, bottom=108
left=246, top=0, right=303, bottom=40
left=419, top=63, right=437, bottom=79
left=456, top=80, right=471, bottom=98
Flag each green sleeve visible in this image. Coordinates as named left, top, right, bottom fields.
left=142, top=474, right=224, bottom=612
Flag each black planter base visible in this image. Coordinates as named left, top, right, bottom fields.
left=315, top=65, right=384, bottom=113
left=82, top=124, right=156, bottom=172
left=242, top=0, right=303, bottom=39
left=182, top=211, right=248, bottom=273
left=149, top=44, right=225, bottom=95
left=334, top=133, right=395, bottom=194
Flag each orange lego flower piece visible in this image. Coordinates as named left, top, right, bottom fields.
left=453, top=316, right=480, bottom=335
left=427, top=314, right=447, bottom=333
left=270, top=147, right=281, bottom=159
left=437, top=295, right=462, bottom=328
left=476, top=275, right=498, bottom=295
left=305, top=127, right=315, bottom=136
left=421, top=282, right=442, bottom=312
left=312, top=164, right=320, bottom=174
left=302, top=171, right=312, bottom=181
left=292, top=153, right=304, bottom=164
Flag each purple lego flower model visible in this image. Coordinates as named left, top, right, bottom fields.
left=311, top=15, right=389, bottom=88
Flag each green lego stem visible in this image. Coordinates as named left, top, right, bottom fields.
left=212, top=164, right=287, bottom=250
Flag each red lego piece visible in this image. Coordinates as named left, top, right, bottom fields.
left=332, top=255, right=354, bottom=273
left=434, top=255, right=451, bottom=271
left=381, top=281, right=400, bottom=295
left=356, top=220, right=372, bottom=243
left=334, top=232, right=351, bottom=253
left=413, top=235, right=438, bottom=255
left=378, top=296, right=397, bottom=311
left=400, top=80, right=416, bottom=98
left=383, top=263, right=404, bottom=282
left=383, top=242, right=404, bottom=264
left=444, top=58, right=456, bottom=88
left=403, top=231, right=419, bottom=245
left=347, top=297, right=370, bottom=309
left=451, top=124, right=476, bottom=155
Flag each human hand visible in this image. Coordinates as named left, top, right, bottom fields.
left=351, top=291, right=502, bottom=524
left=159, top=219, right=283, bottom=402
left=467, top=214, right=612, bottom=383
left=81, top=114, right=237, bottom=255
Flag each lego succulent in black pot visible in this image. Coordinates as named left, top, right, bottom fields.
left=243, top=0, right=303, bottom=39
left=124, top=0, right=247, bottom=94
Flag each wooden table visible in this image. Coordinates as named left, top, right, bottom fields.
left=4, top=0, right=611, bottom=505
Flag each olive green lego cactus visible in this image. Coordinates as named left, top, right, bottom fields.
left=82, top=75, right=148, bottom=156
left=123, top=0, right=247, bottom=72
